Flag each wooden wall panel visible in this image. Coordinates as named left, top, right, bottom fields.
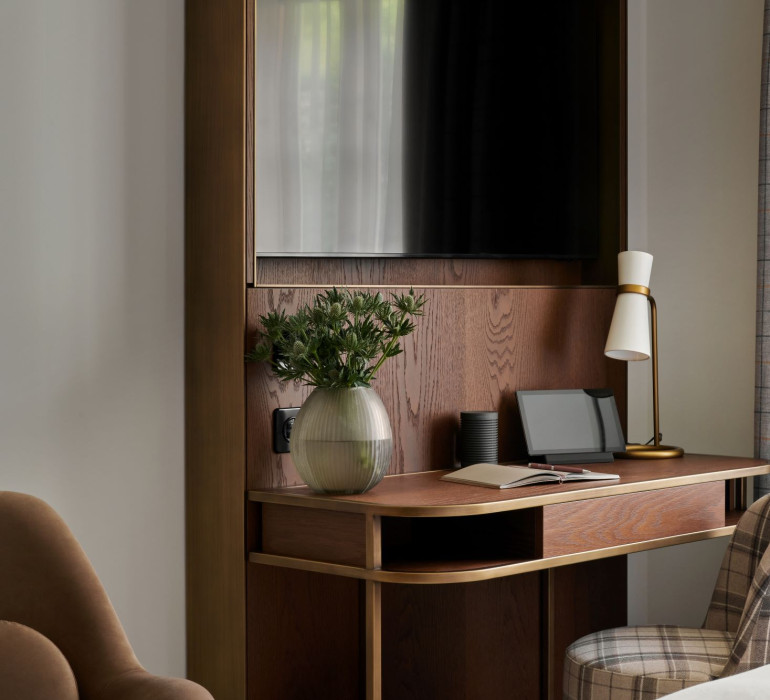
left=246, top=287, right=626, bottom=490
left=248, top=566, right=361, bottom=699
left=256, top=258, right=582, bottom=287
left=382, top=575, right=542, bottom=700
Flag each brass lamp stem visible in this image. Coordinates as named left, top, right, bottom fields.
left=650, top=295, right=660, bottom=447
left=615, top=284, right=683, bottom=459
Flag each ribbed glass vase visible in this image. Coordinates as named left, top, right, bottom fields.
left=290, top=386, right=393, bottom=494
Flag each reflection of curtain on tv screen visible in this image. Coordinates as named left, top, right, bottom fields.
left=403, top=0, right=600, bottom=258
left=256, top=0, right=405, bottom=254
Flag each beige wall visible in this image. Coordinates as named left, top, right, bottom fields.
left=627, top=0, right=763, bottom=625
left=0, top=1, right=185, bottom=675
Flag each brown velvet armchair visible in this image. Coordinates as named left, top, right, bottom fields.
left=0, top=491, right=213, bottom=700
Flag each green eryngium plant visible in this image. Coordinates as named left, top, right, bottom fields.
left=246, top=287, right=427, bottom=388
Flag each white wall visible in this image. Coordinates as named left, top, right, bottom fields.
left=0, top=1, right=185, bottom=675
left=627, top=0, right=763, bottom=625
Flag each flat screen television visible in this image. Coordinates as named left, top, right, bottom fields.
left=255, top=0, right=613, bottom=259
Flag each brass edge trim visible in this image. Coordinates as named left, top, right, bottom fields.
left=617, top=283, right=650, bottom=296
left=248, top=524, right=737, bottom=584
left=366, top=514, right=382, bottom=570
left=541, top=569, right=556, bottom=699
left=364, top=580, right=382, bottom=700
left=251, top=0, right=257, bottom=287
left=247, top=465, right=770, bottom=517
left=249, top=552, right=376, bottom=580
left=253, top=284, right=617, bottom=290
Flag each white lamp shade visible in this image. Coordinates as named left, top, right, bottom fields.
left=617, top=250, right=653, bottom=287
left=604, top=251, right=653, bottom=361
left=605, top=294, right=650, bottom=360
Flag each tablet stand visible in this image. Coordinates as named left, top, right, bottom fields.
left=540, top=451, right=616, bottom=465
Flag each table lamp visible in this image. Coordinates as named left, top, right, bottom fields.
left=604, top=250, right=684, bottom=459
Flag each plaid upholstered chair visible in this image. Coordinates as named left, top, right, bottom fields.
left=563, top=492, right=770, bottom=700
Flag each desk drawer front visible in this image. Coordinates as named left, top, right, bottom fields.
left=541, top=482, right=725, bottom=558
left=261, top=503, right=367, bottom=567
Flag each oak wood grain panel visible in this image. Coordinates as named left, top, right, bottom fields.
left=726, top=509, right=747, bottom=528
left=246, top=287, right=626, bottom=490
left=541, top=482, right=725, bottom=557
left=257, top=258, right=582, bottom=287
left=248, top=565, right=361, bottom=699
left=382, top=575, right=541, bottom=700
left=546, top=558, right=627, bottom=700
left=261, top=503, right=367, bottom=566
left=185, top=0, right=247, bottom=696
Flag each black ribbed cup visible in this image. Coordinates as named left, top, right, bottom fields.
left=460, top=411, right=498, bottom=466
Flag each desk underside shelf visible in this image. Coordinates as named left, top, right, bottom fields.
left=247, top=455, right=770, bottom=700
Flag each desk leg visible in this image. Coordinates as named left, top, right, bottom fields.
left=544, top=557, right=627, bottom=700
left=542, top=569, right=556, bottom=700
left=365, top=579, right=382, bottom=700
left=365, top=514, right=383, bottom=700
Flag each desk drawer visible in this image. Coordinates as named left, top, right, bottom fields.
left=261, top=503, right=367, bottom=567
left=540, top=482, right=725, bottom=558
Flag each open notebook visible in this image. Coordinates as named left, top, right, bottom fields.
left=441, top=463, right=619, bottom=489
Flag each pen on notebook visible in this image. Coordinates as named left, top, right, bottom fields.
left=527, top=462, right=590, bottom=474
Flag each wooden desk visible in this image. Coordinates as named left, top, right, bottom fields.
left=247, top=455, right=770, bottom=700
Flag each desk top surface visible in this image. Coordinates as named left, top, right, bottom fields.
left=248, top=454, right=770, bottom=517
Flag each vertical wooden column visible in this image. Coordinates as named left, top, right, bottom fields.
left=185, top=0, right=247, bottom=696
left=365, top=515, right=383, bottom=700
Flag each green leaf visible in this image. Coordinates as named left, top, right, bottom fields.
left=246, top=287, right=427, bottom=386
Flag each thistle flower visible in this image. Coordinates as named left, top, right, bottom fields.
left=247, top=287, right=427, bottom=388
left=351, top=294, right=366, bottom=314
left=328, top=302, right=345, bottom=322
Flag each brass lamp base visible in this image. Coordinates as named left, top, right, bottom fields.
left=617, top=443, right=685, bottom=459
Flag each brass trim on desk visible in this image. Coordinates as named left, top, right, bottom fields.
left=543, top=569, right=557, bottom=700
left=365, top=580, right=382, bottom=700
left=248, top=464, right=770, bottom=518
left=253, top=284, right=616, bottom=290
left=248, top=522, right=739, bottom=585
left=364, top=514, right=382, bottom=700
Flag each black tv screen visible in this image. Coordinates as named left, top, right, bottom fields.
left=255, top=0, right=603, bottom=258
